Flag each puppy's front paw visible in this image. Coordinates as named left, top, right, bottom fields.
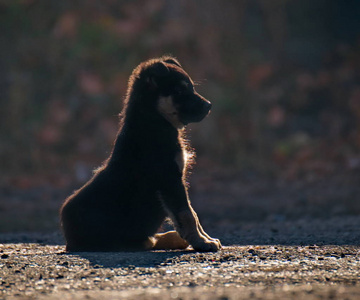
left=191, top=238, right=221, bottom=252
left=213, top=238, right=222, bottom=248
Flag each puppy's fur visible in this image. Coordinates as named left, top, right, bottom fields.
left=60, top=56, right=221, bottom=252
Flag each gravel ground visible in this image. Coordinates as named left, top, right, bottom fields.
left=1, top=218, right=360, bottom=300
left=1, top=171, right=360, bottom=299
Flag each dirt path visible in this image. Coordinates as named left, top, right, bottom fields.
left=1, top=171, right=360, bottom=299
left=1, top=240, right=360, bottom=299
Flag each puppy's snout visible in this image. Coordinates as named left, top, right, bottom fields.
left=201, top=100, right=212, bottom=117
left=180, top=94, right=212, bottom=124
left=204, top=101, right=212, bottom=111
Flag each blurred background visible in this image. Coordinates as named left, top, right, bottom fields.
left=1, top=0, right=360, bottom=234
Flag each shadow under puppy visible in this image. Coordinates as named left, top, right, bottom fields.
left=60, top=56, right=221, bottom=252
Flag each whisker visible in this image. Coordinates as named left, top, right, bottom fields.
left=193, top=79, right=206, bottom=86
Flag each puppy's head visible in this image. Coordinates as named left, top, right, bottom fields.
left=137, top=57, right=212, bottom=128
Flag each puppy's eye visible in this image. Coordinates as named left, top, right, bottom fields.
left=174, top=87, right=184, bottom=95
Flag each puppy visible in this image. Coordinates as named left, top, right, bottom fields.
left=60, top=56, right=221, bottom=252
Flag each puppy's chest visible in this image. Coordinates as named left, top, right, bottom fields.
left=175, top=149, right=187, bottom=173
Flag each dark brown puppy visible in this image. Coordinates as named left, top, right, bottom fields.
left=60, top=56, right=221, bottom=252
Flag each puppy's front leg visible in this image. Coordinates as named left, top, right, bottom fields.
left=160, top=178, right=221, bottom=252
left=189, top=205, right=222, bottom=245
left=176, top=207, right=221, bottom=252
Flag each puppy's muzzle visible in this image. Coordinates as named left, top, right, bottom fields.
left=203, top=101, right=212, bottom=114
left=181, top=95, right=212, bottom=124
left=196, top=95, right=212, bottom=119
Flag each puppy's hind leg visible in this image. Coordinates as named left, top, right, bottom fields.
left=151, top=231, right=189, bottom=250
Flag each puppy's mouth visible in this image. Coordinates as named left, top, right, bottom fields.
left=180, top=100, right=212, bottom=124
left=158, top=95, right=211, bottom=127
left=180, top=108, right=211, bottom=124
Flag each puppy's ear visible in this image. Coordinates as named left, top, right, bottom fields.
left=149, top=62, right=169, bottom=77
left=146, top=62, right=169, bottom=89
left=163, top=57, right=182, bottom=68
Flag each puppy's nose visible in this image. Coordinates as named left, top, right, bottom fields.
left=204, top=101, right=212, bottom=111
